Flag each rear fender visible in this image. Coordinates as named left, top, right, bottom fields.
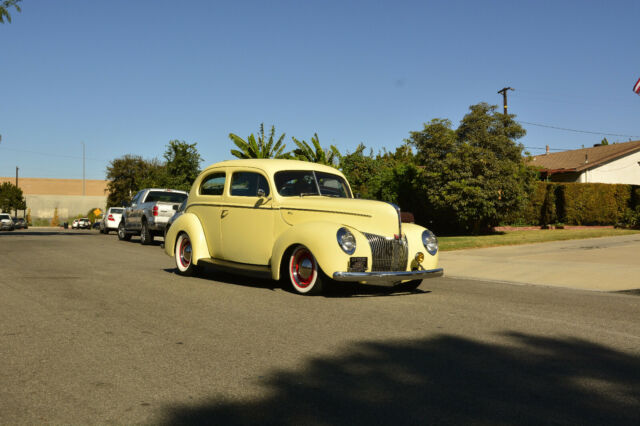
left=164, top=213, right=210, bottom=265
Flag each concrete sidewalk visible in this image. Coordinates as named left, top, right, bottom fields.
left=438, top=234, right=640, bottom=292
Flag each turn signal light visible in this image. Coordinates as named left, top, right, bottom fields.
left=415, top=252, right=425, bottom=264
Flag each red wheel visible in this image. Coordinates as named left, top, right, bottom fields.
left=175, top=233, right=198, bottom=276
left=288, top=246, right=323, bottom=295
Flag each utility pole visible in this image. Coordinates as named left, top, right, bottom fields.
left=497, top=87, right=514, bottom=115
left=16, top=166, right=19, bottom=187
left=81, top=141, right=86, bottom=196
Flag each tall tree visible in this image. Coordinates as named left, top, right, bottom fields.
left=229, top=123, right=289, bottom=159
left=161, top=140, right=202, bottom=191
left=408, top=103, right=536, bottom=234
left=0, top=0, right=22, bottom=23
left=105, top=155, right=154, bottom=208
left=292, top=133, right=341, bottom=166
left=0, top=181, right=26, bottom=213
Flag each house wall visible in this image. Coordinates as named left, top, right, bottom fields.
left=0, top=177, right=109, bottom=219
left=578, top=151, right=640, bottom=185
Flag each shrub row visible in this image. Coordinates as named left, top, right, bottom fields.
left=510, top=182, right=640, bottom=226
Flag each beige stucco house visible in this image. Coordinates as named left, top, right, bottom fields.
left=528, top=140, right=640, bottom=185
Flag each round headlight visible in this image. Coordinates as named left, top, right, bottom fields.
left=422, top=230, right=438, bottom=255
left=337, top=227, right=356, bottom=255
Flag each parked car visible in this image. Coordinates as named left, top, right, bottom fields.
left=164, top=159, right=443, bottom=295
left=164, top=200, right=187, bottom=240
left=118, top=188, right=188, bottom=245
left=100, top=207, right=124, bottom=234
left=12, top=217, right=28, bottom=229
left=0, top=213, right=15, bottom=231
left=71, top=218, right=90, bottom=229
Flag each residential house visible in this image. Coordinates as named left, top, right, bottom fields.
left=528, top=140, right=640, bottom=185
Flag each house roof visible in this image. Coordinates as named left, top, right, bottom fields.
left=528, top=140, right=640, bottom=173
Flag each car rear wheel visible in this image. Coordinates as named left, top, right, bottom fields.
left=140, top=221, right=154, bottom=245
left=287, top=245, right=324, bottom=295
left=117, top=222, right=131, bottom=241
left=175, top=233, right=199, bottom=276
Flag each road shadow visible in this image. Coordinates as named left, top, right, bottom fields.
left=160, top=332, right=640, bottom=425
left=163, top=265, right=432, bottom=298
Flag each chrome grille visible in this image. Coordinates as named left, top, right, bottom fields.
left=363, top=232, right=408, bottom=272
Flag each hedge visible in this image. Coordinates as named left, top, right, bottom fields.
left=510, top=182, right=640, bottom=226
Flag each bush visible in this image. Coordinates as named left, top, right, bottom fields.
left=508, top=182, right=638, bottom=226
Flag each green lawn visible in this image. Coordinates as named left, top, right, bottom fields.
left=439, top=228, right=640, bottom=251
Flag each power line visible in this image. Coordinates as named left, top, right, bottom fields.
left=517, top=121, right=640, bottom=139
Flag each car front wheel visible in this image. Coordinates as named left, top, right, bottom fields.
left=175, top=233, right=199, bottom=276
left=117, top=222, right=131, bottom=241
left=287, top=245, right=324, bottom=295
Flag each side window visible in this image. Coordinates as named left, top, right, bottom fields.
left=200, top=172, right=226, bottom=196
left=131, top=191, right=143, bottom=204
left=230, top=172, right=270, bottom=197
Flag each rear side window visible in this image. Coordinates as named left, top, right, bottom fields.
left=145, top=191, right=188, bottom=203
left=110, top=208, right=123, bottom=214
left=230, top=172, right=270, bottom=197
left=200, top=172, right=226, bottom=196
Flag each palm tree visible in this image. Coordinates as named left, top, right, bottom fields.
left=229, top=123, right=289, bottom=159
left=0, top=0, right=22, bottom=24
left=292, top=133, right=341, bottom=166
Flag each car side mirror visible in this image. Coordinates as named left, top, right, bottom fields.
left=173, top=205, right=178, bottom=211
left=257, top=188, right=266, bottom=198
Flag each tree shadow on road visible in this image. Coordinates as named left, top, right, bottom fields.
left=160, top=332, right=640, bottom=425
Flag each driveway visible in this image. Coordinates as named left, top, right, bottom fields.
left=439, top=234, right=640, bottom=292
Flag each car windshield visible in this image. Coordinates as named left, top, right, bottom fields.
left=145, top=191, right=188, bottom=203
left=274, top=170, right=352, bottom=198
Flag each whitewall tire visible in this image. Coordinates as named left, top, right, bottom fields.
left=288, top=245, right=324, bottom=295
left=175, top=233, right=198, bottom=276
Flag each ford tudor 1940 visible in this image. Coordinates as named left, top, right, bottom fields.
left=164, top=159, right=443, bottom=295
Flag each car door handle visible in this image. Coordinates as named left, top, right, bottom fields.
left=221, top=209, right=229, bottom=218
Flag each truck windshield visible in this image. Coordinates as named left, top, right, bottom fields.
left=145, top=191, right=188, bottom=203
left=274, top=171, right=352, bottom=198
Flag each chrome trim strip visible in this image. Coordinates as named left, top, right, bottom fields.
left=281, top=207, right=371, bottom=218
left=332, top=268, right=444, bottom=285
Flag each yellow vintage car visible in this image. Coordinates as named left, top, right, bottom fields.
left=164, top=159, right=443, bottom=294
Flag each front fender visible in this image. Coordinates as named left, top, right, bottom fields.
left=402, top=223, right=440, bottom=270
left=271, top=222, right=371, bottom=281
left=164, top=212, right=210, bottom=265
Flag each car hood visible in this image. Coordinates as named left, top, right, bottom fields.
left=278, top=197, right=401, bottom=237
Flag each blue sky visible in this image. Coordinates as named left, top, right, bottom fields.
left=1, top=0, right=639, bottom=180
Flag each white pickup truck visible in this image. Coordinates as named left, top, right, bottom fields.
left=118, top=188, right=188, bottom=245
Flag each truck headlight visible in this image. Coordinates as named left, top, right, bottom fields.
left=337, top=228, right=356, bottom=255
left=422, top=230, right=438, bottom=255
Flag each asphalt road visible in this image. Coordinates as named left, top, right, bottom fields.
left=1, top=229, right=639, bottom=425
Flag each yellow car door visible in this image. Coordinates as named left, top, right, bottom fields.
left=220, top=170, right=275, bottom=265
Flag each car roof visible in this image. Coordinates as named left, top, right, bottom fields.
left=200, top=159, right=344, bottom=176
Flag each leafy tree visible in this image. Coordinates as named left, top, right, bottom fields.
left=105, top=155, right=155, bottom=208
left=0, top=0, right=21, bottom=23
left=292, top=133, right=341, bottom=166
left=408, top=103, right=537, bottom=234
left=162, top=140, right=202, bottom=191
left=0, top=181, right=26, bottom=213
left=229, top=123, right=289, bottom=159
left=600, top=137, right=609, bottom=145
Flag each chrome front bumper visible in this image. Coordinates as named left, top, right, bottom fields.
left=332, top=268, right=444, bottom=285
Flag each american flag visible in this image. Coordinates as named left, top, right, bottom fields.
left=634, top=77, right=640, bottom=95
